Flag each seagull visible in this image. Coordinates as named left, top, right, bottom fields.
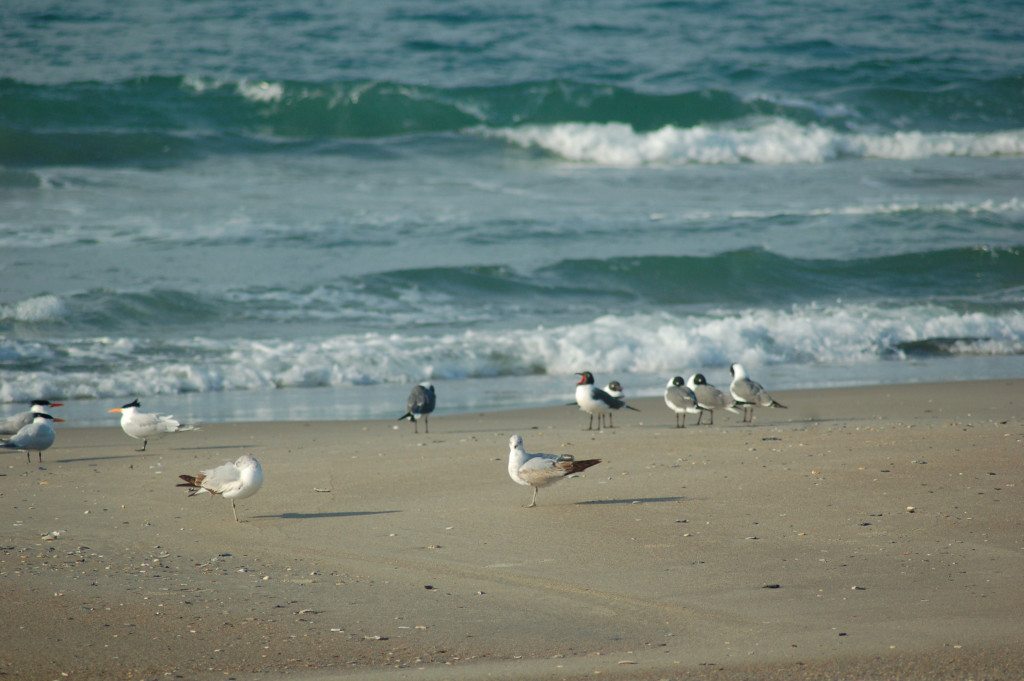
left=108, top=398, right=199, bottom=451
left=602, top=380, right=625, bottom=428
left=0, top=399, right=64, bottom=435
left=1, top=412, right=62, bottom=462
left=507, top=434, right=601, bottom=508
left=729, top=363, right=787, bottom=423
left=398, top=382, right=436, bottom=433
left=575, top=371, right=638, bottom=431
left=177, top=453, right=264, bottom=522
left=664, top=376, right=705, bottom=428
left=686, top=373, right=739, bottom=425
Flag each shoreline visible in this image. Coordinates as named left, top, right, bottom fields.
left=2, top=379, right=1022, bottom=680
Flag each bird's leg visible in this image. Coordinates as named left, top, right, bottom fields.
left=608, top=413, right=614, bottom=428
left=137, top=439, right=148, bottom=452
left=525, top=487, right=538, bottom=508
left=709, top=409, right=714, bottom=426
left=587, top=414, right=594, bottom=431
left=424, top=415, right=429, bottom=434
left=681, top=413, right=686, bottom=428
left=696, top=410, right=704, bottom=426
left=37, top=451, right=42, bottom=462
left=413, top=419, right=418, bottom=434
left=674, top=413, right=680, bottom=428
left=231, top=500, right=239, bottom=523
left=25, top=450, right=30, bottom=463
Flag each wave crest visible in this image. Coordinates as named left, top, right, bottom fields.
left=484, top=120, right=1024, bottom=166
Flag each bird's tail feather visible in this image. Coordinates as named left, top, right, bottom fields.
left=771, top=400, right=787, bottom=409
left=569, top=459, right=601, bottom=474
left=176, top=475, right=205, bottom=496
left=625, top=405, right=640, bottom=412
left=397, top=412, right=414, bottom=422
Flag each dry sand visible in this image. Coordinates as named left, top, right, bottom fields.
left=1, top=379, right=1022, bottom=680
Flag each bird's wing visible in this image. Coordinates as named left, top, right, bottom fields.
left=198, top=461, right=243, bottom=494
left=593, top=387, right=626, bottom=409
left=407, top=386, right=431, bottom=413
left=517, top=453, right=572, bottom=485
left=0, top=411, right=30, bottom=434
left=665, top=386, right=695, bottom=410
left=732, top=378, right=767, bottom=405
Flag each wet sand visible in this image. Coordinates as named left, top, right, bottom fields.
left=1, top=379, right=1022, bottom=680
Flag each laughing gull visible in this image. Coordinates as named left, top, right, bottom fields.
left=664, top=376, right=705, bottom=428
left=729, top=363, right=787, bottom=423
left=108, top=399, right=199, bottom=451
left=575, top=371, right=638, bottom=430
left=1, top=412, right=62, bottom=463
left=686, top=373, right=740, bottom=425
left=177, top=453, right=264, bottom=523
left=602, top=380, right=625, bottom=428
left=398, top=382, right=436, bottom=433
left=507, top=434, right=601, bottom=507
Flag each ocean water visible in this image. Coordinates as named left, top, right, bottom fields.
left=2, top=0, right=1023, bottom=426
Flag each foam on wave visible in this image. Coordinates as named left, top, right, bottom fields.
left=3, top=304, right=1021, bottom=404
left=484, top=119, right=1024, bottom=166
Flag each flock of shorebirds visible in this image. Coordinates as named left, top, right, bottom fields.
left=1, top=362, right=785, bottom=518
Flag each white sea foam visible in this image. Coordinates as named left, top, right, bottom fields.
left=0, top=295, right=68, bottom=323
left=483, top=120, right=1024, bottom=166
left=236, top=79, right=284, bottom=103
left=3, top=304, right=1022, bottom=404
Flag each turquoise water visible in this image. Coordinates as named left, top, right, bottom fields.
left=2, top=1, right=1023, bottom=425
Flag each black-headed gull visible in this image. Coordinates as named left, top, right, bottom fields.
left=575, top=371, right=637, bottom=431
left=507, top=434, right=601, bottom=508
left=664, top=376, right=705, bottom=428
left=686, top=373, right=739, bottom=425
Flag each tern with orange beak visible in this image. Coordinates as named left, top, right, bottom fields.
left=1, top=412, right=62, bottom=462
left=109, top=399, right=198, bottom=451
left=0, top=399, right=64, bottom=435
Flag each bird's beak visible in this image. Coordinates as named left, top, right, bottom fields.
left=107, top=407, right=122, bottom=414
left=50, top=402, right=64, bottom=408
left=53, top=417, right=66, bottom=423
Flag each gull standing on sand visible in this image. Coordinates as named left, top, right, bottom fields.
left=729, top=363, right=787, bottom=423
left=108, top=398, right=199, bottom=451
left=1, top=413, right=62, bottom=462
left=575, top=371, right=637, bottom=431
left=664, top=376, right=704, bottom=428
left=177, top=453, right=264, bottom=522
left=686, top=373, right=739, bottom=425
left=0, top=399, right=64, bottom=435
left=398, top=382, right=436, bottom=433
left=602, top=380, right=626, bottom=428
left=507, top=434, right=601, bottom=508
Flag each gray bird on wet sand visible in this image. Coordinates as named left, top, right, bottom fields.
left=601, top=380, right=626, bottom=428
left=687, top=373, right=740, bottom=425
left=729, top=363, right=787, bottom=423
left=398, top=382, right=436, bottom=433
left=664, top=376, right=705, bottom=428
left=574, top=371, right=638, bottom=431
left=1, top=412, right=62, bottom=463
left=507, top=434, right=601, bottom=508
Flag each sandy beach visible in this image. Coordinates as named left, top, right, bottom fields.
left=1, top=379, right=1022, bottom=680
